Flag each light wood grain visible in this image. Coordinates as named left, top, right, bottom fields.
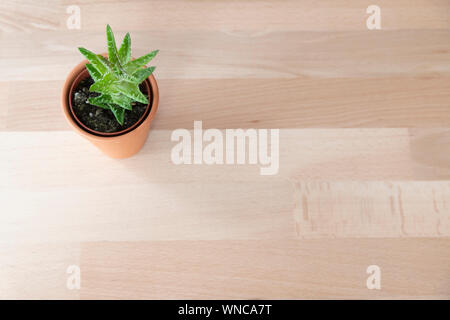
left=80, top=239, right=450, bottom=299
left=2, top=30, right=450, bottom=81
left=1, top=0, right=448, bottom=33
left=3, top=77, right=450, bottom=130
left=2, top=129, right=450, bottom=188
left=0, top=243, right=80, bottom=299
left=2, top=239, right=448, bottom=300
left=0, top=0, right=449, bottom=299
left=1, top=180, right=448, bottom=244
left=293, top=181, right=450, bottom=238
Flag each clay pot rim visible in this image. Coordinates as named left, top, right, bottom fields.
left=68, top=69, right=152, bottom=137
left=62, top=57, right=159, bottom=141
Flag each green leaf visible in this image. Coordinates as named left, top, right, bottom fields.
left=124, top=50, right=159, bottom=74
left=89, top=73, right=119, bottom=95
left=89, top=92, right=133, bottom=111
left=78, top=47, right=108, bottom=74
left=85, top=64, right=102, bottom=82
left=117, top=72, right=139, bottom=84
left=106, top=24, right=121, bottom=67
left=110, top=94, right=133, bottom=110
left=133, top=67, right=155, bottom=83
left=97, top=55, right=111, bottom=68
left=118, top=33, right=131, bottom=64
left=109, top=105, right=125, bottom=125
left=116, top=80, right=148, bottom=104
left=88, top=94, right=113, bottom=110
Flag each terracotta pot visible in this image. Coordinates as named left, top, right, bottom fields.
left=61, top=58, right=159, bottom=159
left=69, top=69, right=152, bottom=137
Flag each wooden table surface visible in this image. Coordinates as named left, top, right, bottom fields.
left=1, top=0, right=449, bottom=299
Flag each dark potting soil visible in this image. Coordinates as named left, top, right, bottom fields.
left=71, top=76, right=150, bottom=133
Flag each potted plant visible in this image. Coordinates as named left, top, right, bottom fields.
left=61, top=25, right=159, bottom=158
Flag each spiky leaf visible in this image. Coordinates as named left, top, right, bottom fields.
left=118, top=33, right=131, bottom=64
left=117, top=72, right=139, bottom=84
left=133, top=67, right=155, bottom=83
left=89, top=94, right=132, bottom=111
left=97, top=55, right=111, bottom=69
left=78, top=47, right=108, bottom=74
left=110, top=94, right=133, bottom=110
left=85, top=64, right=102, bottom=82
left=88, top=95, right=113, bottom=110
left=124, top=50, right=159, bottom=74
left=116, top=80, right=148, bottom=104
left=106, top=25, right=121, bottom=67
left=89, top=73, right=119, bottom=95
left=109, top=105, right=125, bottom=125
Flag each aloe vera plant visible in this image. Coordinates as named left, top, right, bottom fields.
left=78, top=25, right=158, bottom=125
